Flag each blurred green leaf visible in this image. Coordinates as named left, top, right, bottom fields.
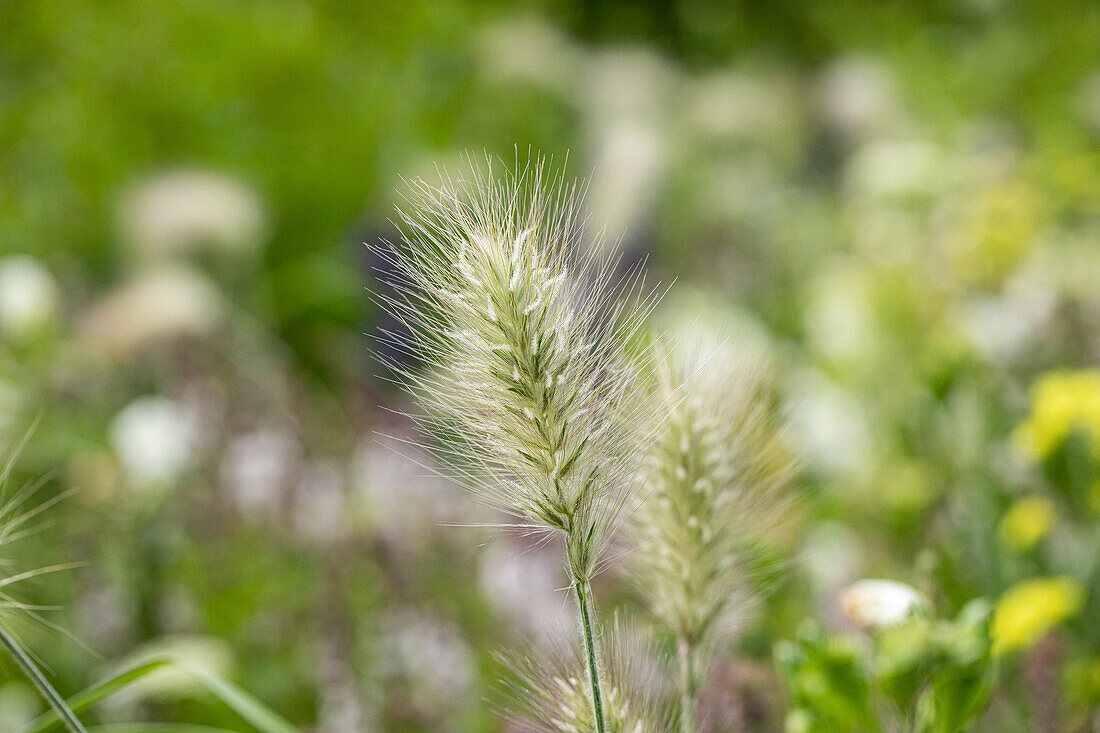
left=23, top=657, right=296, bottom=733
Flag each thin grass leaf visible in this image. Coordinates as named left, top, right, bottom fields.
left=0, top=624, right=87, bottom=732
left=21, top=657, right=297, bottom=733
left=86, top=727, right=243, bottom=733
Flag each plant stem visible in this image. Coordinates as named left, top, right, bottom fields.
left=678, top=638, right=696, bottom=733
left=573, top=579, right=607, bottom=733
left=0, top=624, right=87, bottom=733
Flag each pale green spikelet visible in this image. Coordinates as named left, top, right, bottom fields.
left=630, top=323, right=794, bottom=730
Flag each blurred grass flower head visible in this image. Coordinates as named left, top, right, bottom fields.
left=804, top=260, right=878, bottom=367
left=817, top=56, right=902, bottom=142
left=1013, top=369, right=1100, bottom=460
left=846, top=139, right=945, bottom=201
left=632, top=325, right=789, bottom=647
left=220, top=428, right=299, bottom=521
left=630, top=313, right=793, bottom=732
left=499, top=618, right=674, bottom=733
left=477, top=16, right=580, bottom=96
left=119, top=170, right=266, bottom=260
left=991, top=576, right=1086, bottom=656
left=959, top=287, right=1055, bottom=364
left=784, top=369, right=871, bottom=477
left=380, top=609, right=476, bottom=715
left=352, top=434, right=472, bottom=547
left=83, top=265, right=224, bottom=355
left=0, top=256, right=58, bottom=341
left=110, top=395, right=198, bottom=489
left=477, top=538, right=573, bottom=640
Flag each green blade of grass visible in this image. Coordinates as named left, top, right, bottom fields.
left=21, top=656, right=297, bottom=733
left=0, top=624, right=88, bottom=733
left=86, top=721, right=245, bottom=726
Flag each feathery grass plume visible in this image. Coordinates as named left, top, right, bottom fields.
left=374, top=155, right=659, bottom=732
left=0, top=428, right=87, bottom=733
left=497, top=616, right=675, bottom=733
left=630, top=324, right=794, bottom=733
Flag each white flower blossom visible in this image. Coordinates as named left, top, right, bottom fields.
left=110, top=396, right=197, bottom=488
left=119, top=170, right=265, bottom=259
left=0, top=256, right=58, bottom=339
left=83, top=265, right=223, bottom=354
left=839, top=579, right=923, bottom=629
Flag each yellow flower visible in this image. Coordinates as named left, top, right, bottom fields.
left=998, top=496, right=1056, bottom=552
left=991, top=577, right=1086, bottom=656
left=1012, top=370, right=1100, bottom=460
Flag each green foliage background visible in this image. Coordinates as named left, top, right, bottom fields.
left=2, top=1, right=1100, bottom=730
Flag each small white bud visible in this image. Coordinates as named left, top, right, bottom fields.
left=839, top=579, right=922, bottom=629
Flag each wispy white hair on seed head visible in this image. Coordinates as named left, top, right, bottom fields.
left=373, top=153, right=661, bottom=582
left=0, top=425, right=86, bottom=646
left=496, top=615, right=675, bottom=733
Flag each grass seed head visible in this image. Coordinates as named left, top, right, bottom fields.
left=631, top=323, right=795, bottom=651
left=375, top=154, right=659, bottom=581
left=497, top=616, right=674, bottom=732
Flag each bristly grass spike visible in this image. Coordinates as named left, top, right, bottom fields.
left=373, top=153, right=663, bottom=732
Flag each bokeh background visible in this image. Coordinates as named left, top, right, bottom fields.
left=3, top=1, right=1100, bottom=730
